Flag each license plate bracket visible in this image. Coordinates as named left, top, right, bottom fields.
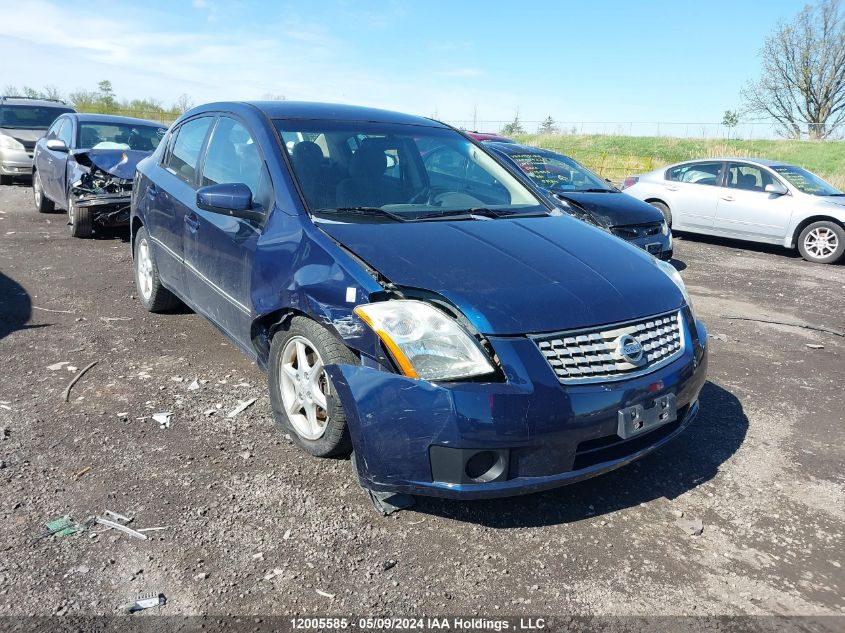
left=617, top=393, right=677, bottom=439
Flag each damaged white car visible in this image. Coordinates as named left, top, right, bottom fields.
left=32, top=113, right=166, bottom=237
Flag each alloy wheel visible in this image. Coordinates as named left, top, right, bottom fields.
left=136, top=237, right=154, bottom=301
left=804, top=226, right=839, bottom=260
left=278, top=336, right=330, bottom=441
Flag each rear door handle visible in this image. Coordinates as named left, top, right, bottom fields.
left=721, top=195, right=735, bottom=202
left=665, top=185, right=679, bottom=191
left=185, top=213, right=200, bottom=232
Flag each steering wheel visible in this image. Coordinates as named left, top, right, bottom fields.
left=409, top=186, right=448, bottom=205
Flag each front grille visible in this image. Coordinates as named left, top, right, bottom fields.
left=531, top=310, right=685, bottom=384
left=612, top=223, right=662, bottom=239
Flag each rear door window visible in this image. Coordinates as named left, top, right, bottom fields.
left=666, top=162, right=724, bottom=186
left=164, top=116, right=213, bottom=185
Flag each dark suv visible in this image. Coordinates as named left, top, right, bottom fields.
left=0, top=96, right=75, bottom=185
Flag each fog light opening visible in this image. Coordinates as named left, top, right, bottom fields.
left=464, top=450, right=507, bottom=483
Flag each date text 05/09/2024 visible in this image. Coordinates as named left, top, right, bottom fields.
left=290, top=617, right=547, bottom=631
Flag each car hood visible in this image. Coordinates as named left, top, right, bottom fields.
left=553, top=191, right=664, bottom=227
left=0, top=127, right=45, bottom=143
left=318, top=215, right=684, bottom=335
left=72, top=149, right=151, bottom=180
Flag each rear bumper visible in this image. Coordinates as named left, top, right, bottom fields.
left=328, top=313, right=708, bottom=500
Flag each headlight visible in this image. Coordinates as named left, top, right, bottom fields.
left=0, top=135, right=25, bottom=150
left=354, top=300, right=496, bottom=381
left=655, top=258, right=691, bottom=307
left=661, top=220, right=670, bottom=236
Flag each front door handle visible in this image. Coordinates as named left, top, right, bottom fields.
left=721, top=195, right=735, bottom=202
left=185, top=213, right=200, bottom=232
left=665, top=185, right=679, bottom=191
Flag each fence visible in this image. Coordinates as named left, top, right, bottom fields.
left=443, top=120, right=783, bottom=140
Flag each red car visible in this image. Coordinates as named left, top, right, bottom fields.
left=465, top=131, right=515, bottom=143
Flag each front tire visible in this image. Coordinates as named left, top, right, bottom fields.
left=648, top=201, right=672, bottom=227
left=68, top=198, right=93, bottom=238
left=268, top=317, right=358, bottom=457
left=134, top=226, right=180, bottom=312
left=797, top=221, right=844, bottom=264
left=33, top=171, right=55, bottom=213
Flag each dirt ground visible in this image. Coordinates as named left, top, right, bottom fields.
left=0, top=180, right=843, bottom=621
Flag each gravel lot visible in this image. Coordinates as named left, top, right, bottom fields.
left=0, top=180, right=843, bottom=620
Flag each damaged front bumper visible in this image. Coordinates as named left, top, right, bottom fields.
left=327, top=316, right=707, bottom=500
left=73, top=192, right=132, bottom=226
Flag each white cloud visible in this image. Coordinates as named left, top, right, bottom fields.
left=0, top=0, right=531, bottom=122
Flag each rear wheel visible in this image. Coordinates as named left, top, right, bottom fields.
left=648, top=201, right=672, bottom=227
left=67, top=198, right=93, bottom=238
left=33, top=171, right=55, bottom=213
left=268, top=317, right=358, bottom=457
left=797, top=221, right=845, bottom=264
left=134, top=226, right=180, bottom=312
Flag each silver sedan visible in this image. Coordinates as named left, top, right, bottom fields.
left=622, top=158, right=845, bottom=264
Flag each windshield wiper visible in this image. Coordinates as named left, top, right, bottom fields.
left=313, top=206, right=407, bottom=222
left=416, top=207, right=548, bottom=221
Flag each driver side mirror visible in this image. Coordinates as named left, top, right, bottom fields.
left=196, top=183, right=264, bottom=223
left=764, top=182, right=788, bottom=196
left=46, top=139, right=68, bottom=153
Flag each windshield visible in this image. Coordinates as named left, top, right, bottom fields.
left=502, top=150, right=612, bottom=193
left=0, top=105, right=74, bottom=130
left=78, top=122, right=167, bottom=151
left=273, top=120, right=546, bottom=221
left=770, top=165, right=841, bottom=196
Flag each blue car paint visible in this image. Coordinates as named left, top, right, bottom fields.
left=328, top=315, right=707, bottom=499
left=131, top=101, right=708, bottom=501
left=317, top=214, right=683, bottom=335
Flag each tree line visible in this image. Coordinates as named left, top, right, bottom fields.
left=2, top=80, right=194, bottom=122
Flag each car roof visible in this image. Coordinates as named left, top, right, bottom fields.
left=189, top=101, right=448, bottom=128
left=665, top=157, right=791, bottom=169
left=71, top=113, right=165, bottom=127
left=486, top=141, right=565, bottom=158
left=0, top=96, right=74, bottom=109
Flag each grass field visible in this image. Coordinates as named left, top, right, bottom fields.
left=513, top=133, right=845, bottom=186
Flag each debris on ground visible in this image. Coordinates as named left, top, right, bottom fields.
left=264, top=568, right=283, bottom=581
left=710, top=333, right=728, bottom=342
left=382, top=559, right=397, bottom=571
left=94, top=516, right=148, bottom=540
left=188, top=379, right=200, bottom=391
left=227, top=397, right=257, bottom=418
left=43, top=516, right=82, bottom=538
left=62, top=361, right=98, bottom=402
left=316, top=589, right=335, bottom=599
left=152, top=412, right=172, bottom=429
left=121, top=593, right=166, bottom=614
left=100, top=316, right=133, bottom=322
left=806, top=343, right=825, bottom=349
left=202, top=408, right=216, bottom=416
left=32, top=306, right=74, bottom=314
left=675, top=516, right=704, bottom=537
left=721, top=315, right=844, bottom=337
left=47, top=362, right=71, bottom=371
left=75, top=465, right=92, bottom=479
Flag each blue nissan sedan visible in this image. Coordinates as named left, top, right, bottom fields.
left=130, top=102, right=707, bottom=513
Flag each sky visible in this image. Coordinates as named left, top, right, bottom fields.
left=0, top=0, right=810, bottom=128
